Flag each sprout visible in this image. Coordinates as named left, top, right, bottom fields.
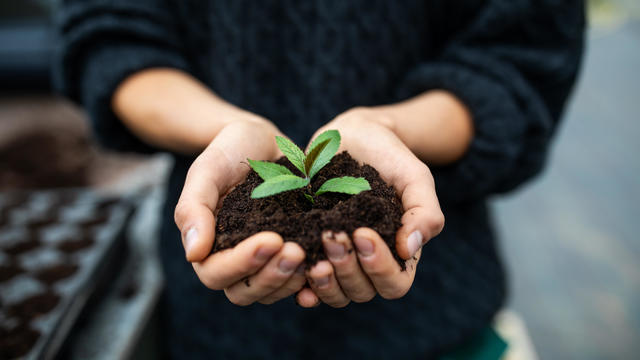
left=247, top=130, right=370, bottom=203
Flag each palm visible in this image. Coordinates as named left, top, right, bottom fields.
left=175, top=119, right=309, bottom=306
left=296, top=109, right=444, bottom=308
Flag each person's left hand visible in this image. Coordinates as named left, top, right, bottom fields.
left=296, top=107, right=445, bottom=308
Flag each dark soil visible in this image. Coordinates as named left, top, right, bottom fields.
left=0, top=264, right=24, bottom=283
left=57, top=236, right=94, bottom=253
left=27, top=214, right=59, bottom=229
left=77, top=212, right=110, bottom=228
left=3, top=233, right=40, bottom=255
left=0, top=324, right=40, bottom=359
left=7, top=292, right=60, bottom=320
left=0, top=131, right=91, bottom=190
left=34, top=264, right=79, bottom=285
left=214, top=152, right=405, bottom=269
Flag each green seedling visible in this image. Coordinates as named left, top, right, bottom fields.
left=247, top=130, right=371, bottom=203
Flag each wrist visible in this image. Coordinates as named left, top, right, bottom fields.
left=373, top=91, right=473, bottom=165
left=113, top=68, right=277, bottom=155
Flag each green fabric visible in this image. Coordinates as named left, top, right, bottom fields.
left=440, top=327, right=508, bottom=360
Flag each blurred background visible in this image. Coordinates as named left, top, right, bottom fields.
left=493, top=0, right=640, bottom=359
left=0, top=0, right=638, bottom=359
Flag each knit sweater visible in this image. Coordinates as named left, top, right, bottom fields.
left=55, top=1, right=584, bottom=358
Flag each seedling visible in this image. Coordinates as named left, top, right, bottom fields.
left=247, top=130, right=370, bottom=203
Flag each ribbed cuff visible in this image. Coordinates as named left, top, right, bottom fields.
left=80, top=43, right=190, bottom=153
left=54, top=8, right=191, bottom=153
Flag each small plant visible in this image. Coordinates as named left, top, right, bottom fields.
left=247, top=130, right=370, bottom=203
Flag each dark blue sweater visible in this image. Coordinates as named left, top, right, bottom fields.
left=55, top=1, right=584, bottom=358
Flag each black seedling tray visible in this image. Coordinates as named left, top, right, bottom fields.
left=0, top=190, right=132, bottom=360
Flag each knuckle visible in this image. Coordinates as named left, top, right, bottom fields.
left=351, top=291, right=376, bottom=303
left=199, top=273, right=223, bottom=291
left=380, top=285, right=410, bottom=300
left=260, top=276, right=282, bottom=293
left=224, top=288, right=253, bottom=306
left=258, top=297, right=276, bottom=305
left=364, top=265, right=393, bottom=279
left=427, top=211, right=445, bottom=237
left=283, top=279, right=306, bottom=295
left=173, top=202, right=188, bottom=227
left=413, top=163, right=436, bottom=186
left=334, top=265, right=358, bottom=279
left=331, top=299, right=351, bottom=308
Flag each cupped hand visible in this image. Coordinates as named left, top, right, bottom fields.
left=174, top=118, right=307, bottom=306
left=296, top=108, right=445, bottom=308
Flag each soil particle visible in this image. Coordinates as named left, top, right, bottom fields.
left=26, top=214, right=59, bottom=229
left=7, top=292, right=60, bottom=320
left=0, top=264, right=24, bottom=283
left=56, top=235, right=94, bottom=253
left=0, top=324, right=40, bottom=359
left=77, top=212, right=109, bottom=228
left=214, top=152, right=405, bottom=269
left=0, top=131, right=91, bottom=190
left=3, top=234, right=40, bottom=255
left=34, top=263, right=79, bottom=285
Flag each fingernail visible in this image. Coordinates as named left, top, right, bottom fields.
left=184, top=228, right=198, bottom=256
left=407, top=230, right=424, bottom=257
left=354, top=237, right=374, bottom=257
left=313, top=276, right=329, bottom=288
left=278, top=258, right=298, bottom=274
left=324, top=240, right=345, bottom=261
left=255, top=246, right=278, bottom=262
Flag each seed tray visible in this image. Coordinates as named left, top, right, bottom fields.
left=0, top=190, right=132, bottom=360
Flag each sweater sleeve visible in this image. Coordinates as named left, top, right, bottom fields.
left=396, top=0, right=585, bottom=204
left=54, top=0, right=191, bottom=153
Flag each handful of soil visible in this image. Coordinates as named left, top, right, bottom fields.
left=213, top=152, right=405, bottom=268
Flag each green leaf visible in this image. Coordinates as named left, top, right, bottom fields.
left=303, top=139, right=330, bottom=176
left=304, top=193, right=315, bottom=204
left=247, top=158, right=294, bottom=181
left=251, top=175, right=309, bottom=198
left=275, top=136, right=307, bottom=175
left=315, top=176, right=371, bottom=196
left=306, top=130, right=341, bottom=179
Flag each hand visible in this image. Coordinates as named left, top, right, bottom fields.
left=296, top=107, right=445, bottom=308
left=174, top=118, right=307, bottom=306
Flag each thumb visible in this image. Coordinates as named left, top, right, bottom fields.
left=394, top=165, right=444, bottom=260
left=175, top=199, right=217, bottom=262
left=174, top=147, right=228, bottom=262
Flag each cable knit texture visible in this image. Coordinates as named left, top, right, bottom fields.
left=55, top=0, right=584, bottom=358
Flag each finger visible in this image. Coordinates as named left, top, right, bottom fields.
left=296, top=287, right=320, bottom=308
left=225, top=242, right=305, bottom=306
left=394, top=162, right=445, bottom=260
left=259, top=264, right=307, bottom=305
left=322, top=231, right=376, bottom=302
left=192, top=231, right=282, bottom=290
left=352, top=227, right=417, bottom=300
left=174, top=152, right=223, bottom=262
left=306, top=261, right=350, bottom=308
left=175, top=142, right=242, bottom=262
left=175, top=122, right=278, bottom=262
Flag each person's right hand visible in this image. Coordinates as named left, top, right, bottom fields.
left=174, top=117, right=307, bottom=306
